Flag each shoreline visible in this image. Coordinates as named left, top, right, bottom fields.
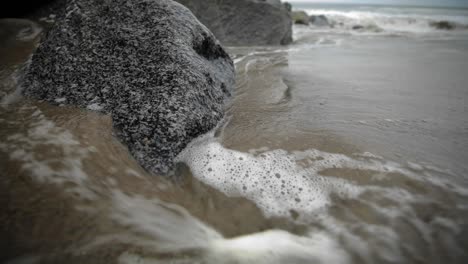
left=1, top=1, right=468, bottom=263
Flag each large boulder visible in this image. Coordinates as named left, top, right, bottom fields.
left=22, top=0, right=235, bottom=174
left=175, top=0, right=293, bottom=46
left=292, top=11, right=309, bottom=25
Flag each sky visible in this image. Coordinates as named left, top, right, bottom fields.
left=288, top=0, right=468, bottom=8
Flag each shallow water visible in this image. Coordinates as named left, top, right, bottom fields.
left=1, top=13, right=468, bottom=264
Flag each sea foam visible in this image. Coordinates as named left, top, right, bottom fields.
left=301, top=7, right=468, bottom=35
left=176, top=132, right=364, bottom=221
left=176, top=130, right=468, bottom=222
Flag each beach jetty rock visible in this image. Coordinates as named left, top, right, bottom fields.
left=310, top=15, right=330, bottom=27
left=352, top=25, right=365, bottom=30
left=292, top=11, right=309, bottom=25
left=430, top=20, right=455, bottom=30
left=175, top=0, right=293, bottom=46
left=22, top=0, right=235, bottom=174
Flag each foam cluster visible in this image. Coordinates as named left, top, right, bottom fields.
left=176, top=133, right=362, bottom=221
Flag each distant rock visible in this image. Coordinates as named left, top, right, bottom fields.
left=351, top=24, right=382, bottom=32
left=292, top=11, right=309, bottom=25
left=175, top=0, right=293, bottom=46
left=352, top=25, right=364, bottom=30
left=430, top=21, right=455, bottom=30
left=22, top=0, right=235, bottom=174
left=309, top=15, right=330, bottom=27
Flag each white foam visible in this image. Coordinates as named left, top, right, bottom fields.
left=174, top=130, right=468, bottom=261
left=109, top=190, right=350, bottom=264
left=233, top=56, right=247, bottom=65
left=306, top=8, right=468, bottom=33
left=208, top=230, right=350, bottom=264
left=117, top=231, right=350, bottom=264
left=177, top=131, right=464, bottom=222
left=176, top=132, right=362, bottom=221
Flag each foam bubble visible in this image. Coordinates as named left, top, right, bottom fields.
left=176, top=132, right=362, bottom=221
left=176, top=127, right=468, bottom=264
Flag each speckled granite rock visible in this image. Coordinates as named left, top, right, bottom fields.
left=22, top=0, right=235, bottom=174
left=175, top=0, right=292, bottom=46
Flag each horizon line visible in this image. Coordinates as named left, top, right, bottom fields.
left=287, top=0, right=468, bottom=8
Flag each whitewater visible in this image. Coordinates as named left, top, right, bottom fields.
left=295, top=3, right=468, bottom=35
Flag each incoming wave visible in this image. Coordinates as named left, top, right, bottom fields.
left=303, top=7, right=468, bottom=35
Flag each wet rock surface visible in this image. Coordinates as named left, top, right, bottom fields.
left=430, top=20, right=455, bottom=30
left=22, top=0, right=235, bottom=174
left=292, top=11, right=309, bottom=25
left=352, top=25, right=364, bottom=30
left=175, top=0, right=293, bottom=46
left=310, top=15, right=330, bottom=27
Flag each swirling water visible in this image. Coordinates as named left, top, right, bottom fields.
left=1, top=8, right=468, bottom=264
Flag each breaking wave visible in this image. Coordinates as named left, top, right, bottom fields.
left=175, top=130, right=468, bottom=263
left=302, top=6, right=468, bottom=35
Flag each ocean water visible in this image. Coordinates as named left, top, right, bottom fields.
left=293, top=2, right=468, bottom=36
left=1, top=3, right=468, bottom=264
